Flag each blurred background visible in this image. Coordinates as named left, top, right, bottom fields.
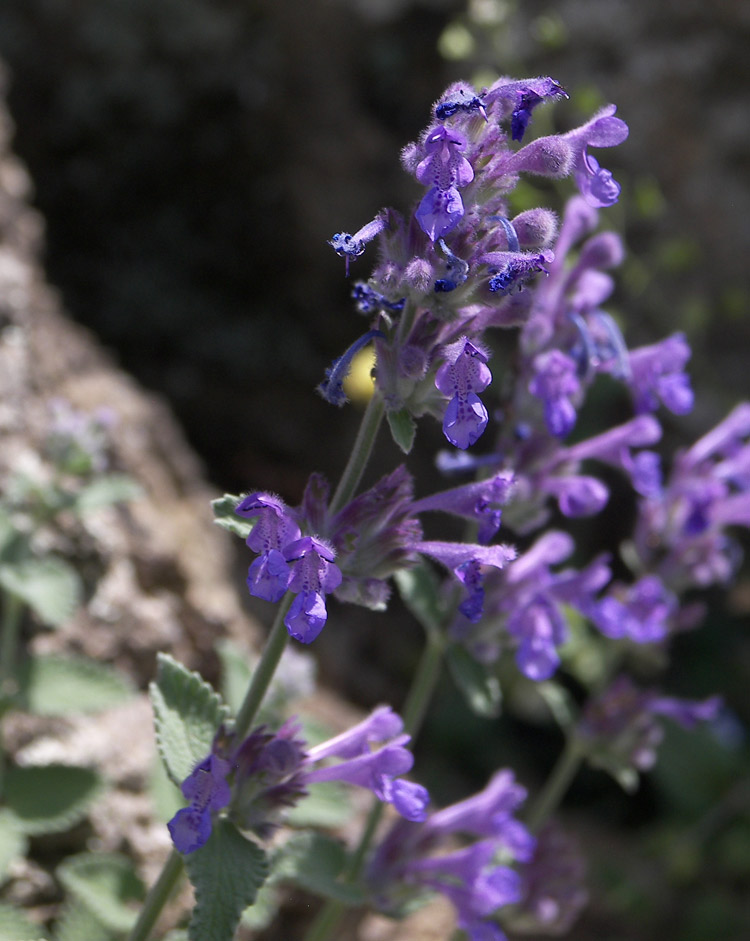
left=0, top=1, right=749, bottom=937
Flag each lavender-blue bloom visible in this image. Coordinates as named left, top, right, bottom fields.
left=628, top=333, right=694, bottom=415
left=283, top=536, right=343, bottom=643
left=588, top=575, right=677, bottom=644
left=414, top=126, right=474, bottom=241
left=563, top=105, right=629, bottom=207
left=236, top=493, right=301, bottom=602
left=528, top=349, right=581, bottom=438
left=329, top=214, right=387, bottom=275
left=435, top=337, right=493, bottom=449
left=167, top=754, right=232, bottom=854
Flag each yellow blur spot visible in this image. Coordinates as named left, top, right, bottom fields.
left=343, top=345, right=376, bottom=405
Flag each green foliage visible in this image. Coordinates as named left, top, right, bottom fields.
left=54, top=901, right=119, bottom=941
left=0, top=903, right=45, bottom=941
left=210, top=494, right=253, bottom=540
left=445, top=644, right=502, bottom=719
left=3, top=764, right=101, bottom=836
left=386, top=407, right=416, bottom=454
left=184, top=819, right=268, bottom=941
left=285, top=782, right=353, bottom=829
left=18, top=654, right=135, bottom=715
left=0, top=810, right=28, bottom=883
left=149, top=653, right=229, bottom=787
left=0, top=557, right=81, bottom=627
left=56, top=853, right=144, bottom=933
left=273, top=832, right=365, bottom=905
left=216, top=639, right=253, bottom=715
left=394, top=561, right=447, bottom=639
left=73, top=474, right=142, bottom=515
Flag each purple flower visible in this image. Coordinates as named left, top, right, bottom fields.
left=304, top=706, right=429, bottom=821
left=411, top=472, right=515, bottom=543
left=435, top=82, right=488, bottom=122
left=415, top=126, right=474, bottom=241
left=629, top=333, right=694, bottom=415
left=329, top=213, right=387, bottom=275
left=509, top=824, right=588, bottom=936
left=564, top=105, right=629, bottom=208
left=588, top=575, right=677, bottom=643
left=283, top=536, right=343, bottom=643
left=528, top=349, right=581, bottom=438
left=482, top=249, right=554, bottom=295
left=579, top=675, right=722, bottom=784
left=368, top=768, right=532, bottom=939
left=236, top=493, right=301, bottom=602
left=435, top=337, right=493, bottom=449
left=167, top=754, right=232, bottom=854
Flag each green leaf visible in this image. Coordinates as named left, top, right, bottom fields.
left=394, top=562, right=446, bottom=638
left=54, top=900, right=118, bottom=941
left=18, top=654, right=135, bottom=715
left=148, top=756, right=184, bottom=824
left=185, top=819, right=268, bottom=941
left=0, top=557, right=81, bottom=627
left=0, top=903, right=44, bottom=941
left=273, top=832, right=365, bottom=905
left=386, top=408, right=416, bottom=454
left=149, top=653, right=229, bottom=787
left=57, top=853, right=143, bottom=933
left=3, top=764, right=101, bottom=836
left=210, top=494, right=253, bottom=540
left=285, top=782, right=353, bottom=829
left=446, top=644, right=502, bottom=718
left=239, top=880, right=279, bottom=931
left=0, top=810, right=28, bottom=884
left=74, top=474, right=142, bottom=514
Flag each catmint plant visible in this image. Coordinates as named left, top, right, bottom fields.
left=125, top=70, right=749, bottom=941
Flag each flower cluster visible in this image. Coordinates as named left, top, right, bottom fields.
left=368, top=769, right=533, bottom=941
left=168, top=706, right=429, bottom=854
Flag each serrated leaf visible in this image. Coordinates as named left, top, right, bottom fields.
left=57, top=853, right=143, bottom=933
left=18, top=654, right=135, bottom=716
left=3, top=764, right=101, bottom=836
left=273, top=832, right=365, bottom=905
left=54, top=900, right=118, bottom=941
left=394, top=561, right=446, bottom=638
left=149, top=653, right=229, bottom=787
left=0, top=811, right=28, bottom=884
left=446, top=644, right=502, bottom=718
left=210, top=494, right=253, bottom=540
left=0, top=557, right=81, bottom=627
left=285, top=782, right=353, bottom=829
left=74, top=474, right=142, bottom=514
left=0, top=903, right=44, bottom=941
left=185, top=819, right=268, bottom=941
left=386, top=408, right=416, bottom=454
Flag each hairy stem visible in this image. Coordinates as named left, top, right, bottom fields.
left=328, top=391, right=385, bottom=516
left=525, top=735, right=585, bottom=834
left=127, top=849, right=184, bottom=941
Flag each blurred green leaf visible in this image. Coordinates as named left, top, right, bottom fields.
left=0, top=557, right=81, bottom=627
left=18, top=654, right=135, bottom=715
left=3, top=764, right=101, bottom=836
left=446, top=644, right=502, bottom=718
left=210, top=494, right=253, bottom=539
left=57, top=853, right=143, bottom=932
left=0, top=903, right=44, bottom=941
left=273, top=832, right=364, bottom=905
left=0, top=810, right=28, bottom=884
left=74, top=474, right=142, bottom=514
left=386, top=407, right=416, bottom=454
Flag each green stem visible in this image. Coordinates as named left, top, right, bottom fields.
left=0, top=591, right=23, bottom=697
left=328, top=391, right=385, bottom=516
left=233, top=594, right=292, bottom=740
left=127, top=849, right=184, bottom=941
left=524, top=735, right=585, bottom=834
left=400, top=634, right=445, bottom=738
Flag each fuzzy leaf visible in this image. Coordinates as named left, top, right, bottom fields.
left=285, top=782, right=353, bottom=829
left=0, top=811, right=28, bottom=884
left=386, top=408, right=416, bottom=454
left=185, top=819, right=268, bottom=941
left=3, top=764, right=101, bottom=836
left=74, top=474, right=142, bottom=514
left=211, top=494, right=253, bottom=540
left=0, top=903, right=44, bottom=941
left=150, top=653, right=229, bottom=787
left=0, top=557, right=81, bottom=627
left=446, top=644, right=502, bottom=718
left=273, top=832, right=365, bottom=905
left=57, top=853, right=143, bottom=932
left=54, top=900, right=118, bottom=941
left=18, top=654, right=135, bottom=716
left=394, top=561, right=446, bottom=639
